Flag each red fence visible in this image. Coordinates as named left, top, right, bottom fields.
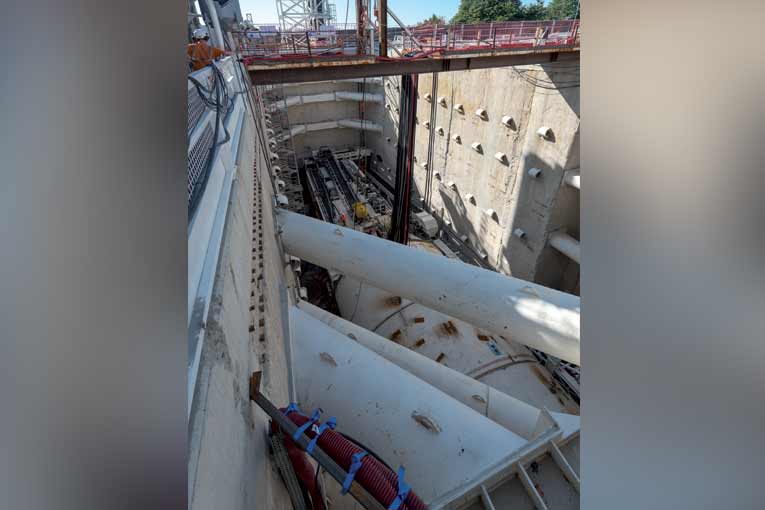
left=235, top=20, right=580, bottom=63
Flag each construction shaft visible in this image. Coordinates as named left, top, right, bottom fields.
left=276, top=210, right=581, bottom=364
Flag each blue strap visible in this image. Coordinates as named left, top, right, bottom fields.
left=341, top=451, right=367, bottom=494
left=387, top=466, right=411, bottom=510
left=284, top=402, right=302, bottom=416
left=306, top=416, right=336, bottom=454
left=292, top=408, right=321, bottom=442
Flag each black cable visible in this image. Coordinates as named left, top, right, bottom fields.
left=337, top=431, right=395, bottom=472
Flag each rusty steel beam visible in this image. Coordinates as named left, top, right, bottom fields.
left=247, top=47, right=579, bottom=85
left=379, top=0, right=388, bottom=56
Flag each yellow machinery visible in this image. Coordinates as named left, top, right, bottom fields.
left=353, top=201, right=368, bottom=220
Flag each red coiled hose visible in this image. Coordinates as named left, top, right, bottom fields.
left=278, top=409, right=427, bottom=510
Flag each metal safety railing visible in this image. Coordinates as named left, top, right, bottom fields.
left=233, top=19, right=579, bottom=62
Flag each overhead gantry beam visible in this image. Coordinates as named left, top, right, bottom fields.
left=276, top=210, right=581, bottom=364
left=247, top=47, right=579, bottom=85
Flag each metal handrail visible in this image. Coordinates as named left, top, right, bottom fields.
left=232, top=19, right=580, bottom=61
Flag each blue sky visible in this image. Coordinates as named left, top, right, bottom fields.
left=237, top=0, right=533, bottom=26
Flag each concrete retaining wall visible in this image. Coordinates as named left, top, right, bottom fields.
left=367, top=63, right=580, bottom=292
left=189, top=101, right=295, bottom=510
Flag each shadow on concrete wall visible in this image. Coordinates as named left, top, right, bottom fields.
left=538, top=62, right=580, bottom=116
left=438, top=183, right=481, bottom=248
left=500, top=145, right=580, bottom=294
left=434, top=141, right=579, bottom=294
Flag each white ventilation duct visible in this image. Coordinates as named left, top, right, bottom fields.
left=337, top=119, right=384, bottom=132
left=501, top=115, right=515, bottom=128
left=451, top=134, right=461, bottom=143
left=436, top=126, right=444, bottom=135
left=289, top=306, right=532, bottom=504
left=299, top=301, right=580, bottom=441
left=471, top=142, right=483, bottom=153
left=275, top=211, right=580, bottom=363
left=285, top=119, right=384, bottom=138
left=437, top=96, right=446, bottom=106
left=278, top=91, right=384, bottom=108
left=528, top=167, right=543, bottom=178
left=465, top=193, right=476, bottom=204
left=282, top=77, right=384, bottom=87
left=494, top=152, right=508, bottom=164
left=423, top=92, right=432, bottom=102
left=475, top=108, right=488, bottom=120
left=453, top=103, right=464, bottom=113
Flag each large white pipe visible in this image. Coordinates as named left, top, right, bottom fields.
left=290, top=306, right=530, bottom=504
left=549, top=232, right=580, bottom=264
left=337, top=119, right=383, bottom=131
left=277, top=210, right=581, bottom=364
left=331, top=280, right=580, bottom=422
left=282, top=77, right=384, bottom=86
left=335, top=91, right=384, bottom=102
left=280, top=119, right=384, bottom=141
left=278, top=91, right=384, bottom=109
left=563, top=169, right=580, bottom=190
left=298, top=301, right=580, bottom=441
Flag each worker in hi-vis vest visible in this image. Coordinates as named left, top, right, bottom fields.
left=188, top=27, right=225, bottom=72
